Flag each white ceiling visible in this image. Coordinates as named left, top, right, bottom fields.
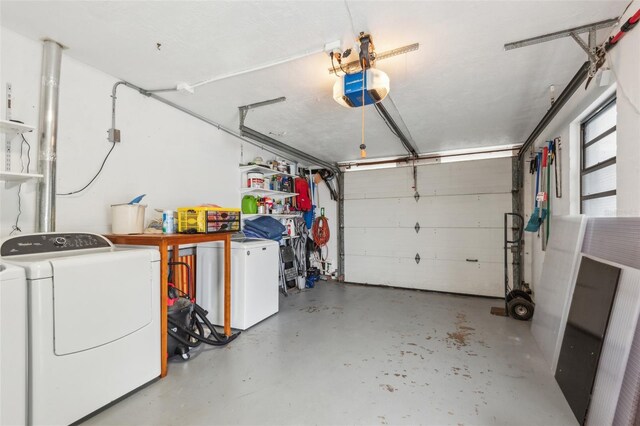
left=0, top=1, right=627, bottom=162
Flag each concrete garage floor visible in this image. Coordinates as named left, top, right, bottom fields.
left=86, top=281, right=577, bottom=426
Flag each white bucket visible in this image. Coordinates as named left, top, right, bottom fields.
left=247, top=172, right=264, bottom=188
left=111, top=204, right=147, bottom=234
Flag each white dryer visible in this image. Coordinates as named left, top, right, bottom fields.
left=0, top=262, right=27, bottom=426
left=0, top=232, right=160, bottom=425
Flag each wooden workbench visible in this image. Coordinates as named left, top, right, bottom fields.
left=103, top=232, right=234, bottom=377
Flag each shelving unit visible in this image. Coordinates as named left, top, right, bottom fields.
left=240, top=187, right=297, bottom=200
left=239, top=164, right=295, bottom=178
left=0, top=119, right=35, bottom=136
left=243, top=213, right=300, bottom=219
left=1, top=119, right=36, bottom=176
left=0, top=171, right=43, bottom=189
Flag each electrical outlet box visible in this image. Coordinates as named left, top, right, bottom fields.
left=108, top=128, right=120, bottom=143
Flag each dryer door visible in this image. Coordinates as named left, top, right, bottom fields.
left=50, top=250, right=152, bottom=355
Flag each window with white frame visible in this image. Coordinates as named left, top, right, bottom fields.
left=581, top=97, right=617, bottom=216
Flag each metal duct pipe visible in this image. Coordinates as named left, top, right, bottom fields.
left=111, top=81, right=294, bottom=162
left=36, top=40, right=63, bottom=232
left=518, top=61, right=590, bottom=159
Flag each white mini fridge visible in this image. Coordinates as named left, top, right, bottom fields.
left=196, top=238, right=279, bottom=330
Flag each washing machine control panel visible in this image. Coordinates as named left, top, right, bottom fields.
left=0, top=233, right=112, bottom=256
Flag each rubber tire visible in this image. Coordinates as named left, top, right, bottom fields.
left=507, top=297, right=535, bottom=321
left=507, top=289, right=533, bottom=303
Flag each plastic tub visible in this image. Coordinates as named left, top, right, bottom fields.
left=111, top=204, right=146, bottom=234
left=247, top=172, right=264, bottom=188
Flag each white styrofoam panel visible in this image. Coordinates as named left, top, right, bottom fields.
left=530, top=215, right=587, bottom=372
left=415, top=193, right=511, bottom=228
left=613, top=300, right=640, bottom=426
left=345, top=255, right=503, bottom=297
left=582, top=218, right=640, bottom=271
left=415, top=157, right=512, bottom=196
left=587, top=265, right=640, bottom=426
left=344, top=167, right=414, bottom=200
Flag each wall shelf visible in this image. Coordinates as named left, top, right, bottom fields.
left=0, top=171, right=43, bottom=189
left=0, top=120, right=35, bottom=136
left=243, top=213, right=300, bottom=219
left=239, top=164, right=295, bottom=178
left=240, top=187, right=297, bottom=200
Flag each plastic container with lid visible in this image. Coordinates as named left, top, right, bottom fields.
left=111, top=204, right=146, bottom=234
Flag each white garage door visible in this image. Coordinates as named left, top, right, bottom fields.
left=344, top=157, right=512, bottom=297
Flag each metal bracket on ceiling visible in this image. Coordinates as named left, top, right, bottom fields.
left=504, top=17, right=618, bottom=81
left=415, top=253, right=421, bottom=264
left=238, top=96, right=286, bottom=128
left=328, top=43, right=420, bottom=75
left=503, top=18, right=618, bottom=51
left=569, top=31, right=603, bottom=76
left=415, top=222, right=420, bottom=233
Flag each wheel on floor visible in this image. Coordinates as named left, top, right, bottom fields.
left=506, top=289, right=533, bottom=303
left=507, top=297, right=535, bottom=321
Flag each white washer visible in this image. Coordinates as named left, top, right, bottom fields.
left=197, top=238, right=279, bottom=330
left=0, top=232, right=160, bottom=426
left=0, top=262, right=27, bottom=426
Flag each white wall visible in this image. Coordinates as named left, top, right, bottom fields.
left=523, top=1, right=640, bottom=291
left=0, top=28, right=244, bottom=237
left=0, top=27, right=339, bottom=275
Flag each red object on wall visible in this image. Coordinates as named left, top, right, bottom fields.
left=294, top=178, right=312, bottom=212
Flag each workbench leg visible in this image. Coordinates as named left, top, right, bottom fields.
left=171, top=245, right=180, bottom=292
left=224, top=234, right=231, bottom=336
left=160, top=242, right=168, bottom=378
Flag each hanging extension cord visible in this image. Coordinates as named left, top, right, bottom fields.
left=57, top=141, right=116, bottom=196
left=10, top=134, right=31, bottom=235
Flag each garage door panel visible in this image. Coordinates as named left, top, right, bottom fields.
left=344, top=198, right=400, bottom=228
left=344, top=157, right=512, bottom=296
left=346, top=256, right=503, bottom=297
left=345, top=255, right=415, bottom=287
left=345, top=198, right=421, bottom=228
left=344, top=167, right=414, bottom=200
left=420, top=228, right=504, bottom=263
left=422, top=260, right=503, bottom=297
left=416, top=193, right=511, bottom=228
left=344, top=228, right=367, bottom=256
left=417, top=158, right=511, bottom=196
left=345, top=228, right=425, bottom=258
left=431, top=227, right=503, bottom=249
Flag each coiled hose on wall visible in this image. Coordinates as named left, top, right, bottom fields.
left=312, top=215, right=330, bottom=247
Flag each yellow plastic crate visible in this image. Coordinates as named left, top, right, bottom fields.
left=177, top=207, right=241, bottom=234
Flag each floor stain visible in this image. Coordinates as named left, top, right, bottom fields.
left=380, top=384, right=396, bottom=393
left=445, top=312, right=475, bottom=349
